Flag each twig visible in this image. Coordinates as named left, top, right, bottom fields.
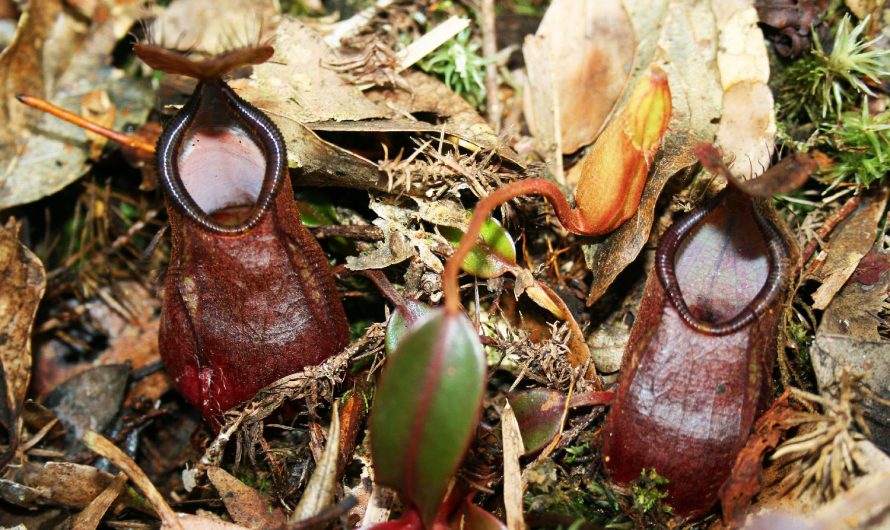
left=801, top=194, right=862, bottom=266
left=310, top=224, right=385, bottom=240
left=83, top=431, right=183, bottom=530
left=480, top=0, right=501, bottom=131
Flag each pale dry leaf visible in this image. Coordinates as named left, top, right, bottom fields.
left=523, top=33, right=564, bottom=182
left=524, top=0, right=634, bottom=155
left=712, top=0, right=776, bottom=178
left=177, top=513, right=251, bottom=530
left=812, top=252, right=866, bottom=310
left=293, top=403, right=340, bottom=521
left=233, top=17, right=389, bottom=124
left=501, top=402, right=526, bottom=530
left=0, top=219, right=45, bottom=463
left=207, top=467, right=286, bottom=529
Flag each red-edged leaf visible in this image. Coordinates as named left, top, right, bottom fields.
left=509, top=389, right=566, bottom=455
left=385, top=299, right=435, bottom=355
left=370, top=310, right=486, bottom=528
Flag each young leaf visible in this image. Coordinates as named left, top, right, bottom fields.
left=440, top=218, right=516, bottom=278
left=370, top=310, right=486, bottom=528
left=385, top=299, right=435, bottom=355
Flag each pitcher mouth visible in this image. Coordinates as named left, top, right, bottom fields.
left=655, top=189, right=790, bottom=336
left=156, top=79, right=286, bottom=234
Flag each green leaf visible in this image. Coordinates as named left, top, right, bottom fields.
left=509, top=389, right=566, bottom=455
left=370, top=310, right=486, bottom=528
left=295, top=190, right=338, bottom=227
left=440, top=217, right=516, bottom=278
left=385, top=299, right=435, bottom=355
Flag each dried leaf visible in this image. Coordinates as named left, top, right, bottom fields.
left=523, top=0, right=634, bottom=155
left=811, top=252, right=866, bottom=310
left=0, top=1, right=151, bottom=208
left=293, top=403, right=340, bottom=521
left=0, top=219, right=45, bottom=465
left=207, top=467, right=286, bottom=529
left=233, top=18, right=388, bottom=124
left=83, top=431, right=182, bottom=530
left=13, top=462, right=152, bottom=513
left=501, top=403, right=526, bottom=530
left=45, top=365, right=130, bottom=450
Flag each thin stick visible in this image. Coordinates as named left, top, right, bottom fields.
left=16, top=94, right=157, bottom=155
left=801, top=194, right=862, bottom=266
left=443, top=179, right=585, bottom=314
left=83, top=431, right=183, bottom=530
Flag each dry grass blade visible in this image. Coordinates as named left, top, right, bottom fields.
left=502, top=402, right=526, bottom=530
left=292, top=402, right=340, bottom=521
left=83, top=431, right=183, bottom=530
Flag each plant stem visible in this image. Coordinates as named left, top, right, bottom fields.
left=16, top=94, right=157, bottom=155
left=443, top=179, right=586, bottom=314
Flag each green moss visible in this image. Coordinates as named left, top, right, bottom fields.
left=418, top=29, right=489, bottom=109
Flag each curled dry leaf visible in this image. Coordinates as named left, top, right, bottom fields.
left=501, top=402, right=526, bottom=530
left=293, top=404, right=340, bottom=522
left=0, top=219, right=46, bottom=468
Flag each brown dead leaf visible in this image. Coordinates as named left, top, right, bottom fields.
left=0, top=218, right=45, bottom=466
left=45, top=365, right=130, bottom=450
left=813, top=189, right=889, bottom=288
left=523, top=0, right=634, bottom=156
left=233, top=17, right=389, bottom=124
left=0, top=0, right=60, bottom=151
left=0, top=1, right=152, bottom=208
left=812, top=252, right=866, bottom=310
left=14, top=461, right=153, bottom=514
left=207, top=467, right=286, bottom=529
left=84, top=431, right=182, bottom=530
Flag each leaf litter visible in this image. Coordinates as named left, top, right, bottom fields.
left=0, top=0, right=888, bottom=529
